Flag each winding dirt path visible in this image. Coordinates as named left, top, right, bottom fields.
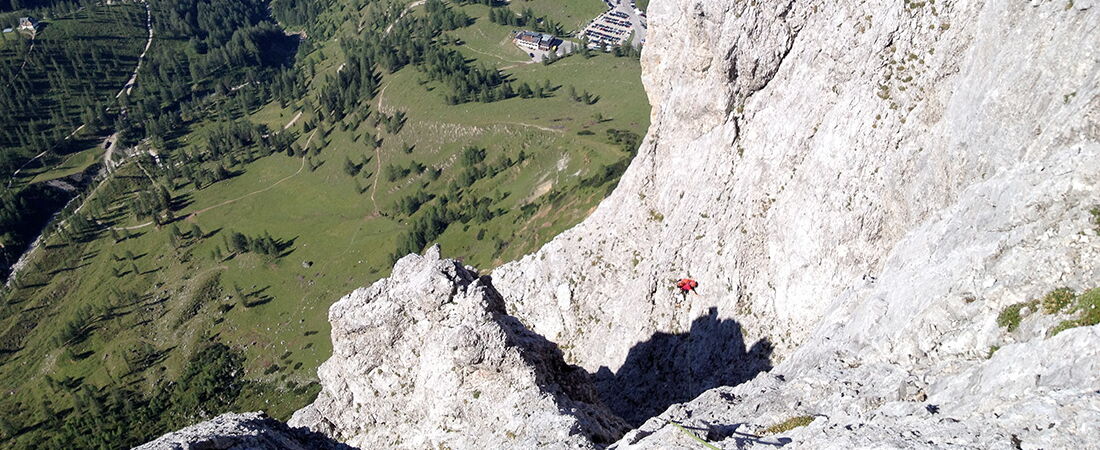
left=503, top=122, right=565, bottom=133
left=18, top=35, right=35, bottom=71
left=382, top=0, right=425, bottom=34
left=500, top=60, right=536, bottom=71
left=370, top=146, right=382, bottom=211
left=187, top=130, right=317, bottom=219
left=112, top=221, right=153, bottom=231
left=460, top=43, right=527, bottom=64
left=376, top=82, right=392, bottom=113
left=134, top=158, right=160, bottom=187
left=64, top=124, right=85, bottom=140
left=283, top=110, right=304, bottom=130
left=2, top=33, right=37, bottom=89
left=369, top=80, right=396, bottom=211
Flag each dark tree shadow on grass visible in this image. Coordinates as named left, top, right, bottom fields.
left=242, top=295, right=274, bottom=308
left=80, top=249, right=100, bottom=261
left=246, top=286, right=270, bottom=298
left=169, top=192, right=194, bottom=212
left=122, top=230, right=147, bottom=241
left=203, top=227, right=223, bottom=239
left=48, top=261, right=91, bottom=275
left=276, top=236, right=297, bottom=258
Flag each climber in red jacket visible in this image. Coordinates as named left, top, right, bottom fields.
left=676, top=278, right=699, bottom=298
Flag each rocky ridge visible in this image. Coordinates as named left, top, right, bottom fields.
left=140, top=0, right=1100, bottom=448
left=286, top=246, right=627, bottom=448
left=135, top=412, right=350, bottom=450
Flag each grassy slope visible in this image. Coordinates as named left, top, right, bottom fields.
left=510, top=0, right=608, bottom=32
left=24, top=140, right=103, bottom=183
left=0, top=0, right=648, bottom=443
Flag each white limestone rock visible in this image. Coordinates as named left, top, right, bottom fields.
left=134, top=412, right=349, bottom=450
left=287, top=246, right=628, bottom=448
left=493, top=0, right=1100, bottom=448
left=616, top=326, right=1100, bottom=449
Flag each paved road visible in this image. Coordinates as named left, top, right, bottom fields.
left=117, top=0, right=153, bottom=99
left=102, top=132, right=120, bottom=170
left=106, top=0, right=153, bottom=172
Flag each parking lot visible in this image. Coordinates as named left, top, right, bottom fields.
left=583, top=0, right=646, bottom=48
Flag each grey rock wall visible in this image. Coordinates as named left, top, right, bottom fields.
left=492, top=0, right=1100, bottom=447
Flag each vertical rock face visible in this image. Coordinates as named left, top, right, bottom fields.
left=493, top=0, right=1100, bottom=447
left=287, top=246, right=628, bottom=448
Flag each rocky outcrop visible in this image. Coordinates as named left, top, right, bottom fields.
left=493, top=0, right=1100, bottom=448
left=135, top=412, right=351, bottom=450
left=287, top=246, right=628, bottom=448
left=616, top=324, right=1100, bottom=449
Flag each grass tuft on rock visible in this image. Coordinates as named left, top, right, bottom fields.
left=762, top=415, right=815, bottom=434
left=1048, top=288, right=1100, bottom=337
left=1041, top=287, right=1075, bottom=314
left=996, top=300, right=1038, bottom=332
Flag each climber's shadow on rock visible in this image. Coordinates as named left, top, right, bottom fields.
left=594, top=307, right=772, bottom=426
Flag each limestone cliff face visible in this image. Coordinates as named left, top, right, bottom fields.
left=493, top=0, right=1100, bottom=447
left=139, top=0, right=1100, bottom=448
left=498, top=0, right=1100, bottom=370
